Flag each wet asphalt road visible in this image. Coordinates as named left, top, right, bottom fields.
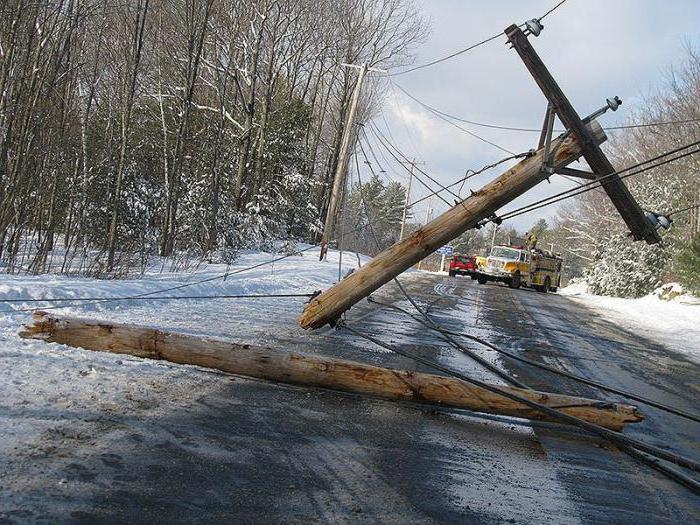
left=425, top=274, right=700, bottom=523
left=2, top=273, right=699, bottom=523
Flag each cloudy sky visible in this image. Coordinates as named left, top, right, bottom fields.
left=364, top=0, right=700, bottom=232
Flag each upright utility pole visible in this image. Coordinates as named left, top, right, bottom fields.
left=319, top=63, right=370, bottom=261
left=399, top=161, right=415, bottom=241
left=416, top=197, right=433, bottom=270
left=398, top=159, right=424, bottom=241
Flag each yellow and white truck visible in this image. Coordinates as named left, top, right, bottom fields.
left=475, top=244, right=562, bottom=293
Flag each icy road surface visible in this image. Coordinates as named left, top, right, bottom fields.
left=0, top=250, right=698, bottom=523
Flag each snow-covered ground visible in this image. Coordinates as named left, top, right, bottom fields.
left=2, top=250, right=697, bottom=520
left=0, top=245, right=370, bottom=336
left=0, top=246, right=384, bottom=515
left=0, top=245, right=381, bottom=402
left=0, top=252, right=366, bottom=425
left=559, top=281, right=700, bottom=363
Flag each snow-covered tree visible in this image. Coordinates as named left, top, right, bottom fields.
left=548, top=44, right=700, bottom=296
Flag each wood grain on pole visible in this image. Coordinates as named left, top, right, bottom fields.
left=20, top=312, right=643, bottom=431
left=300, top=121, right=606, bottom=329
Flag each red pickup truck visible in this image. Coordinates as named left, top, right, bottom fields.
left=448, top=255, right=477, bottom=278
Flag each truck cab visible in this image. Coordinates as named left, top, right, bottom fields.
left=476, top=244, right=562, bottom=292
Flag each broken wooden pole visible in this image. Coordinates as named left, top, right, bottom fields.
left=300, top=121, right=606, bottom=329
left=20, top=311, right=643, bottom=431
left=505, top=23, right=661, bottom=244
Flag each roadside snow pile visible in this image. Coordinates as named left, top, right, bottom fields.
left=0, top=246, right=376, bottom=487
left=559, top=281, right=700, bottom=363
left=0, top=246, right=371, bottom=323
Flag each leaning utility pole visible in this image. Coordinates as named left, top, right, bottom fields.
left=505, top=22, right=660, bottom=244
left=300, top=122, right=606, bottom=329
left=319, top=64, right=367, bottom=261
left=299, top=20, right=662, bottom=329
left=319, top=63, right=385, bottom=261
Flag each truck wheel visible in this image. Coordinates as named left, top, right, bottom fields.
left=470, top=274, right=477, bottom=280
left=477, top=275, right=487, bottom=285
left=542, top=276, right=551, bottom=293
left=449, top=270, right=456, bottom=277
left=509, top=271, right=521, bottom=289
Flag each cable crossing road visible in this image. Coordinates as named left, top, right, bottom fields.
left=3, top=271, right=698, bottom=522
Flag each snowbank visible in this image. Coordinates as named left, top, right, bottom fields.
left=559, top=281, right=700, bottom=363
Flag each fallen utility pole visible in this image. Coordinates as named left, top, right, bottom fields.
left=505, top=22, right=660, bottom=244
left=299, top=121, right=606, bottom=329
left=20, top=311, right=643, bottom=430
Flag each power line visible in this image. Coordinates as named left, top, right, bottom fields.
left=365, top=121, right=699, bottom=236
left=392, top=81, right=700, bottom=133
left=392, top=81, right=543, bottom=132
left=2, top=293, right=316, bottom=303
left=420, top=151, right=532, bottom=206
left=668, top=202, right=700, bottom=217
left=359, top=131, right=405, bottom=185
left=365, top=120, right=418, bottom=185
left=367, top=120, right=539, bottom=211
left=366, top=124, right=457, bottom=206
left=0, top=245, right=327, bottom=314
left=389, top=81, right=516, bottom=155
left=388, top=32, right=503, bottom=77
left=499, top=142, right=700, bottom=221
left=362, top=282, right=700, bottom=492
left=374, top=85, right=700, bottom=224
left=1, top=292, right=315, bottom=311
left=605, top=119, right=700, bottom=131
left=10, top=146, right=696, bottom=315
left=343, top=153, right=527, bottom=388
left=387, top=0, right=569, bottom=77
left=369, top=121, right=468, bottom=203
left=538, top=0, right=569, bottom=21
left=2, top=215, right=404, bottom=315
left=380, top=101, right=423, bottom=162
left=368, top=296, right=700, bottom=423
left=363, top=126, right=528, bottom=216
left=342, top=323, right=700, bottom=474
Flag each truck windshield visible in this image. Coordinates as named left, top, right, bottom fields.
left=490, top=247, right=519, bottom=260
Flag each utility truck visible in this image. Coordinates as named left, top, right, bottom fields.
left=475, top=241, right=562, bottom=293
